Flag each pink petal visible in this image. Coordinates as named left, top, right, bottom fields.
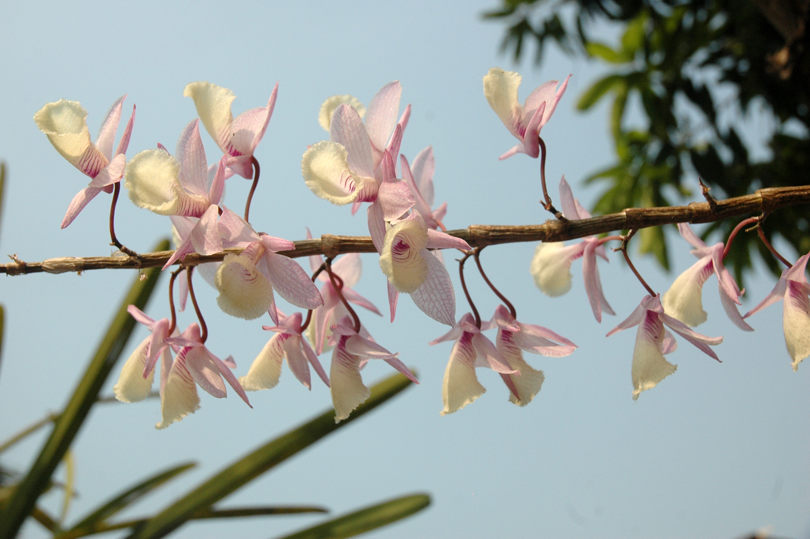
left=425, top=229, right=471, bottom=251
left=330, top=104, right=374, bottom=178
left=302, top=338, right=330, bottom=387
left=96, top=95, right=126, bottom=161
left=582, top=240, right=615, bottom=322
left=185, top=347, right=227, bottom=398
left=207, top=156, right=227, bottom=205
left=115, top=104, right=136, bottom=156
left=176, top=120, right=209, bottom=197
left=744, top=275, right=788, bottom=318
left=230, top=82, right=277, bottom=157
left=209, top=350, right=252, bottom=406
left=410, top=248, right=456, bottom=326
left=411, top=146, right=436, bottom=208
left=378, top=178, right=415, bottom=220
left=61, top=186, right=104, bottom=229
left=282, top=336, right=312, bottom=389
left=342, top=287, right=382, bottom=316
left=367, top=202, right=386, bottom=253
left=260, top=234, right=295, bottom=253
left=365, top=81, right=401, bottom=153
left=263, top=252, right=323, bottom=309
left=471, top=333, right=517, bottom=374
left=388, top=281, right=400, bottom=323
left=332, top=252, right=362, bottom=288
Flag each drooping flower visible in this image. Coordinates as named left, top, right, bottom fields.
left=744, top=252, right=810, bottom=371
left=607, top=294, right=723, bottom=400
left=662, top=223, right=752, bottom=331
left=530, top=177, right=615, bottom=322
left=240, top=311, right=330, bottom=391
left=430, top=313, right=519, bottom=415
left=379, top=213, right=470, bottom=325
left=483, top=67, right=570, bottom=160
left=34, top=96, right=135, bottom=228
left=490, top=305, right=577, bottom=406
left=329, top=316, right=418, bottom=422
left=113, top=305, right=172, bottom=403
left=306, top=237, right=382, bottom=355
left=184, top=81, right=278, bottom=178
left=160, top=325, right=251, bottom=429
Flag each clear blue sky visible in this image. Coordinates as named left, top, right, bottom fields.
left=0, top=2, right=808, bottom=538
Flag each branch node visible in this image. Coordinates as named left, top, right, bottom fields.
left=698, top=177, right=718, bottom=210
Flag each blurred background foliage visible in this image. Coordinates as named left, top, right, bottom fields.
left=484, top=0, right=810, bottom=283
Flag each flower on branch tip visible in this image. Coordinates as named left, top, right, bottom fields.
left=240, top=311, right=330, bottom=392
left=430, top=313, right=519, bottom=415
left=329, top=316, right=418, bottom=422
left=160, top=325, right=251, bottom=429
left=744, top=252, right=810, bottom=371
left=662, top=223, right=752, bottom=331
left=483, top=67, right=570, bottom=160
left=380, top=213, right=470, bottom=325
left=306, top=237, right=381, bottom=355
left=34, top=96, right=135, bottom=228
left=530, top=177, right=614, bottom=322
left=490, top=305, right=577, bottom=406
left=607, top=294, right=723, bottom=400
left=184, top=81, right=278, bottom=178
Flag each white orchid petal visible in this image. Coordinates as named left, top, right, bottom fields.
left=319, top=95, right=365, bottom=132
left=380, top=217, right=430, bottom=293
left=215, top=254, right=275, bottom=320
left=530, top=242, right=584, bottom=296
left=113, top=338, right=154, bottom=403
left=240, top=333, right=285, bottom=391
left=331, top=340, right=371, bottom=422
left=661, top=257, right=713, bottom=327
left=498, top=330, right=545, bottom=406
left=35, top=99, right=109, bottom=177
left=184, top=82, right=235, bottom=153
left=784, top=281, right=810, bottom=371
left=483, top=68, right=522, bottom=139
left=125, top=149, right=208, bottom=216
left=302, top=141, right=365, bottom=205
left=632, top=310, right=677, bottom=400
left=156, top=348, right=200, bottom=429
left=442, top=333, right=485, bottom=415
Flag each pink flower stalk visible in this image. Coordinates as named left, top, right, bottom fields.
left=380, top=213, right=471, bottom=325
left=240, top=311, right=330, bottom=391
left=744, top=252, right=810, bottom=371
left=329, top=316, right=418, bottom=422
left=184, top=81, right=278, bottom=178
left=161, top=324, right=251, bottom=429
left=530, top=177, right=614, bottom=322
left=307, top=237, right=382, bottom=355
left=430, top=313, right=519, bottom=415
left=662, top=223, right=752, bottom=331
left=34, top=96, right=135, bottom=228
left=483, top=67, right=570, bottom=160
left=607, top=294, right=723, bottom=400
left=490, top=305, right=577, bottom=406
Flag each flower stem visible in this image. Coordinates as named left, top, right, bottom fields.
left=723, top=216, right=759, bottom=260
left=167, top=268, right=182, bottom=335
left=186, top=266, right=208, bottom=343
left=757, top=225, right=793, bottom=268
left=473, top=247, right=516, bottom=319
left=301, top=262, right=328, bottom=332
left=538, top=137, right=562, bottom=219
left=459, top=251, right=481, bottom=328
left=617, top=229, right=656, bottom=297
left=244, top=157, right=260, bottom=224
left=325, top=258, right=360, bottom=333
left=108, top=183, right=137, bottom=257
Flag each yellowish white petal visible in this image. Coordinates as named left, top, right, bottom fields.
left=215, top=254, right=274, bottom=320
left=319, top=95, right=366, bottom=132
left=783, top=282, right=810, bottom=371
left=331, top=342, right=371, bottom=422
left=301, top=141, right=366, bottom=205
left=483, top=67, right=521, bottom=137
left=442, top=337, right=485, bottom=415
left=126, top=149, right=206, bottom=215
left=662, top=259, right=712, bottom=327
left=113, top=338, right=154, bottom=403
left=379, top=218, right=429, bottom=293
left=631, top=312, right=677, bottom=400
left=34, top=100, right=108, bottom=176
left=184, top=82, right=235, bottom=152
left=240, top=334, right=286, bottom=391
left=156, top=350, right=200, bottom=429
left=530, top=242, right=578, bottom=296
left=498, top=331, right=544, bottom=406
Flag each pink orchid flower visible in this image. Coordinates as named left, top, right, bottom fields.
left=607, top=294, right=723, bottom=400
left=490, top=305, right=577, bottom=406
left=744, top=252, right=810, bottom=371
left=306, top=235, right=382, bottom=355
left=530, top=177, right=615, bottom=322
left=483, top=67, right=570, bottom=160
left=34, top=96, right=135, bottom=228
left=240, top=311, right=330, bottom=391
left=302, top=83, right=415, bottom=251
left=161, top=324, right=251, bottom=429
left=329, top=316, right=418, bottom=422
left=429, top=313, right=519, bottom=415
left=380, top=212, right=471, bottom=325
left=184, top=81, right=278, bottom=178
left=662, top=223, right=752, bottom=331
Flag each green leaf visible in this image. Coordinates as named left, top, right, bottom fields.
left=577, top=74, right=626, bottom=111
left=0, top=240, right=169, bottom=538
left=59, top=449, right=76, bottom=525
left=66, top=462, right=197, bottom=532
left=584, top=42, right=632, bottom=64
left=126, top=371, right=417, bottom=539
left=621, top=12, right=646, bottom=54
left=611, top=83, right=629, bottom=137
left=275, top=494, right=431, bottom=539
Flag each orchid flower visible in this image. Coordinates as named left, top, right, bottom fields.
left=379, top=213, right=471, bottom=325
left=400, top=149, right=447, bottom=231
left=184, top=81, right=278, bottom=178
left=34, top=96, right=135, bottom=228
left=607, top=294, right=723, bottom=400
left=662, top=223, right=752, bottom=331
left=329, top=316, right=418, bottom=422
left=490, top=305, right=577, bottom=406
left=430, top=313, right=519, bottom=415
left=744, top=252, right=810, bottom=371
left=240, top=311, right=330, bottom=391
left=306, top=236, right=382, bottom=355
left=483, top=67, right=570, bottom=160
left=530, top=177, right=615, bottom=322
left=160, top=324, right=251, bottom=429
left=113, top=305, right=172, bottom=404
left=302, top=83, right=415, bottom=251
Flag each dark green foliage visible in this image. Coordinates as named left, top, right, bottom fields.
left=484, top=0, right=810, bottom=283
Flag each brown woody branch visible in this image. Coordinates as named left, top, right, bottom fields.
left=3, top=185, right=809, bottom=276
